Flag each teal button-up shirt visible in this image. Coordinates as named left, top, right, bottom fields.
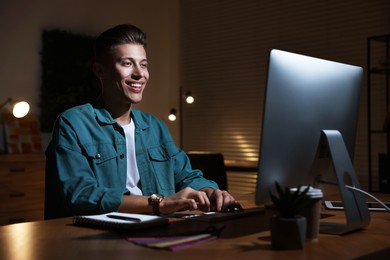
left=45, top=99, right=218, bottom=219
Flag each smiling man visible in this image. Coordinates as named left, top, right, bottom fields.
left=45, top=24, right=240, bottom=219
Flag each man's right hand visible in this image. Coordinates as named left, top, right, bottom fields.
left=159, top=187, right=211, bottom=214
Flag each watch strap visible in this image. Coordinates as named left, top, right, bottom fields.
left=148, top=194, right=164, bottom=215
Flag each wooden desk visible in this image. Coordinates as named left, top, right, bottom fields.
left=0, top=194, right=389, bottom=259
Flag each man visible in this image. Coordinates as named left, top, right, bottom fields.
left=45, top=24, right=240, bottom=219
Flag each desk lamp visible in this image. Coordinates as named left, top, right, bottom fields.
left=0, top=98, right=31, bottom=153
left=0, top=98, right=30, bottom=118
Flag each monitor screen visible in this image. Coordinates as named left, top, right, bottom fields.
left=255, top=49, right=363, bottom=205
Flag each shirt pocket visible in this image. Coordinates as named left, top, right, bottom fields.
left=83, top=143, right=127, bottom=189
left=148, top=144, right=179, bottom=192
left=85, top=144, right=118, bottom=164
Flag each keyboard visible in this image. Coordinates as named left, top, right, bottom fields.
left=166, top=207, right=265, bottom=222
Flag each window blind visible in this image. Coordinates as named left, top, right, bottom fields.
left=180, top=0, right=390, bottom=190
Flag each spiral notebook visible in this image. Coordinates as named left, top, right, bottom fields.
left=73, top=212, right=169, bottom=230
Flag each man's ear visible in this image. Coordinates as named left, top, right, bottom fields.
left=93, top=62, right=105, bottom=79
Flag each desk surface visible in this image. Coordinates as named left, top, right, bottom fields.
left=0, top=194, right=389, bottom=260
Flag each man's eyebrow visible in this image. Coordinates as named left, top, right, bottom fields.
left=118, top=57, right=148, bottom=62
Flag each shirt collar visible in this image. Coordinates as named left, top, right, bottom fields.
left=130, top=108, right=149, bottom=131
left=93, top=97, right=149, bottom=131
left=93, top=98, right=116, bottom=125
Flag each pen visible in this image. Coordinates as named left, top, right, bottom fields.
left=106, top=214, right=141, bottom=222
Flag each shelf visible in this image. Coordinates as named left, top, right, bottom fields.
left=368, top=34, right=390, bottom=42
left=370, top=130, right=388, bottom=134
left=370, top=68, right=390, bottom=74
left=367, top=34, right=390, bottom=192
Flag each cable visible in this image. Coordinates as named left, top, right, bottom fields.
left=317, top=178, right=390, bottom=212
left=345, top=185, right=390, bottom=212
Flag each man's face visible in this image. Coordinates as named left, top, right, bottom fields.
left=99, top=43, right=149, bottom=105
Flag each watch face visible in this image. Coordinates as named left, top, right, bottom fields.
left=151, top=194, right=164, bottom=200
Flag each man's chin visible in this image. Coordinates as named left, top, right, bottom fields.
left=129, top=94, right=143, bottom=104
left=131, top=99, right=142, bottom=105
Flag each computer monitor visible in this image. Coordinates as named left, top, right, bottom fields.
left=255, top=49, right=370, bottom=234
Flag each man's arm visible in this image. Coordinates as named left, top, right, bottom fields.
left=118, top=187, right=211, bottom=214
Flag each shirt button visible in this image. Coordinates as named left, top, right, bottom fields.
left=95, top=153, right=101, bottom=159
left=120, top=154, right=125, bottom=159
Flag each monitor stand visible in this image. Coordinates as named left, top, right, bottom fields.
left=313, top=130, right=371, bottom=235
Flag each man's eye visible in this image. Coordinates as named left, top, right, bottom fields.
left=141, top=63, right=148, bottom=68
left=121, top=61, right=132, bottom=66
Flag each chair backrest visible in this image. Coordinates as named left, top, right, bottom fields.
left=187, top=151, right=228, bottom=191
left=44, top=142, right=69, bottom=219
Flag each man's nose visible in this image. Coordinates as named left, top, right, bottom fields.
left=131, top=65, right=143, bottom=79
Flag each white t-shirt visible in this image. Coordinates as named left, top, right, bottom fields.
left=122, top=120, right=142, bottom=195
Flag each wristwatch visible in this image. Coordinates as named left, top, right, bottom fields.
left=148, top=194, right=164, bottom=215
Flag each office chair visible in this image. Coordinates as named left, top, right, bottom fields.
left=187, top=151, right=228, bottom=191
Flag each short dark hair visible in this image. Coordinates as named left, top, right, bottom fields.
left=94, top=24, right=147, bottom=61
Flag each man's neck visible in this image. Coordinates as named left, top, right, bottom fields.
left=115, top=111, right=132, bottom=125
left=102, top=95, right=132, bottom=125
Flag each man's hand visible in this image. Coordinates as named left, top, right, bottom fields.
left=159, top=187, right=211, bottom=214
left=201, top=188, right=242, bottom=212
left=157, top=187, right=242, bottom=214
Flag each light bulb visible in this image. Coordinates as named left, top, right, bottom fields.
left=168, top=113, right=177, bottom=121
left=168, top=108, right=177, bottom=121
left=186, top=95, right=194, bottom=104
left=12, top=101, right=30, bottom=118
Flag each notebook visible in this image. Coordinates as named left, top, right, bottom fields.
left=73, top=212, right=169, bottom=230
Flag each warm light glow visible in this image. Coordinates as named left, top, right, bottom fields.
left=168, top=113, right=177, bottom=121
left=168, top=108, right=177, bottom=121
left=233, top=133, right=259, bottom=161
left=12, top=101, right=30, bottom=118
left=3, top=223, right=34, bottom=259
left=185, top=95, right=194, bottom=104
